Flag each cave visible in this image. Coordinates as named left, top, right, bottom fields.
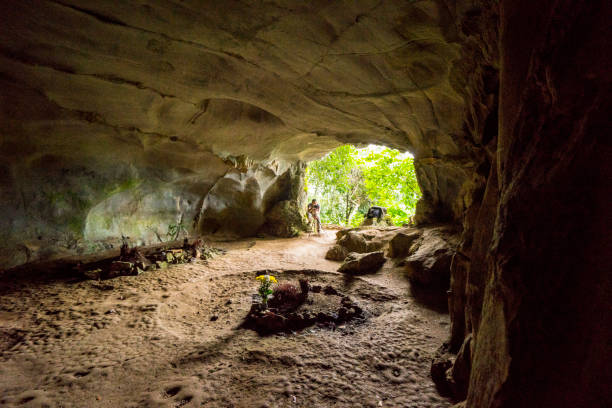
left=0, top=1, right=610, bottom=407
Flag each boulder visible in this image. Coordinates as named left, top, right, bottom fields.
left=337, top=231, right=368, bottom=253
left=388, top=230, right=422, bottom=258
left=260, top=200, right=307, bottom=237
left=325, top=244, right=348, bottom=261
left=338, top=251, right=386, bottom=274
left=334, top=227, right=402, bottom=257
left=404, top=228, right=459, bottom=289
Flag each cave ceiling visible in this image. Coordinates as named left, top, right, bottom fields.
left=0, top=0, right=489, bottom=267
left=0, top=0, right=469, bottom=165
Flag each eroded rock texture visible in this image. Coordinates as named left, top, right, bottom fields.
left=462, top=1, right=612, bottom=407
left=445, top=1, right=611, bottom=407
left=0, top=0, right=482, bottom=269
left=0, top=1, right=610, bottom=407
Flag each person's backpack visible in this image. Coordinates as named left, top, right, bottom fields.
left=366, top=206, right=386, bottom=220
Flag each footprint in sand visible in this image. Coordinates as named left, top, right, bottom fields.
left=142, top=378, right=204, bottom=407
left=0, top=389, right=54, bottom=408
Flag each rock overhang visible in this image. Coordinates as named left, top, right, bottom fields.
left=0, top=0, right=485, bottom=268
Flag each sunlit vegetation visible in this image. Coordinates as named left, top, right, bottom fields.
left=305, top=145, right=421, bottom=226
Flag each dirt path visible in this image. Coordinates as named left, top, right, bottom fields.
left=0, top=232, right=451, bottom=408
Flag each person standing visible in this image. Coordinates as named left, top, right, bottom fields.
left=307, top=199, right=322, bottom=233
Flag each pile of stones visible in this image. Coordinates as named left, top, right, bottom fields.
left=243, top=280, right=365, bottom=335
left=81, top=239, right=223, bottom=280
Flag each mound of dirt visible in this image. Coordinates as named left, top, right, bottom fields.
left=243, top=279, right=365, bottom=334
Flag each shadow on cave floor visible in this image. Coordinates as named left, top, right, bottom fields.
left=0, top=231, right=452, bottom=407
left=347, top=261, right=450, bottom=317
left=0, top=263, right=86, bottom=298
left=0, top=236, right=261, bottom=297
left=408, top=285, right=449, bottom=314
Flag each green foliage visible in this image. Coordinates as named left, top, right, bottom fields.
left=305, top=145, right=367, bottom=225
left=306, top=145, right=421, bottom=226
left=349, top=211, right=365, bottom=227
left=167, top=221, right=187, bottom=241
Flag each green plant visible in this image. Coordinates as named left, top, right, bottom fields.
left=255, top=274, right=277, bottom=308
left=57, top=231, right=82, bottom=249
left=167, top=222, right=187, bottom=241
left=167, top=213, right=188, bottom=241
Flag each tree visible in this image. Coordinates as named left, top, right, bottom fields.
left=360, top=148, right=420, bottom=225
left=306, top=145, right=367, bottom=225
left=306, top=145, right=420, bottom=226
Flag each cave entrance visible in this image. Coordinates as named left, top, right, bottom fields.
left=305, top=145, right=421, bottom=227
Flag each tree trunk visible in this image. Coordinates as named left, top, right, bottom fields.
left=345, top=192, right=354, bottom=225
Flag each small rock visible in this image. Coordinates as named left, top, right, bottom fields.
left=337, top=231, right=369, bottom=253
left=338, top=251, right=386, bottom=274
left=388, top=230, right=422, bottom=258
left=450, top=334, right=472, bottom=400
left=325, top=245, right=348, bottom=261
left=323, top=285, right=339, bottom=295
left=111, top=261, right=133, bottom=271
left=83, top=269, right=103, bottom=280
left=107, top=261, right=136, bottom=278
left=139, top=304, right=158, bottom=312
left=210, top=315, right=219, bottom=321
left=431, top=345, right=454, bottom=397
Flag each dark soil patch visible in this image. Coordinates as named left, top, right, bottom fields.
left=242, top=272, right=367, bottom=335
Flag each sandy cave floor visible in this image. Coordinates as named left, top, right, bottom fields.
left=0, top=231, right=452, bottom=408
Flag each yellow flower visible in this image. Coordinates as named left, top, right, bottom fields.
left=255, top=275, right=277, bottom=283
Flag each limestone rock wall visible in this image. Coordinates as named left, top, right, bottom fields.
left=0, top=139, right=302, bottom=268
left=446, top=0, right=612, bottom=407
left=0, top=0, right=485, bottom=269
left=196, top=160, right=302, bottom=238
left=446, top=0, right=500, bottom=351
left=465, top=1, right=612, bottom=407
